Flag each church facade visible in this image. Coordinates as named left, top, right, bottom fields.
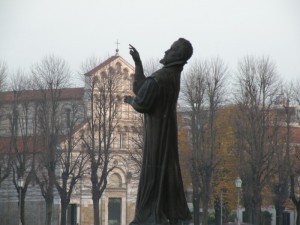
left=0, top=53, right=142, bottom=225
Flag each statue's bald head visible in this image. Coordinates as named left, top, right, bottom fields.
left=160, top=38, right=193, bottom=65
left=176, top=38, right=193, bottom=62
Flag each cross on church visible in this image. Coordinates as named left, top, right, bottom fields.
left=115, top=40, right=120, bottom=55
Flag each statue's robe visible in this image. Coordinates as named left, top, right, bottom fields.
left=130, top=61, right=191, bottom=225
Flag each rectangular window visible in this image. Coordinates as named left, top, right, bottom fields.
left=66, top=108, right=71, bottom=128
left=108, top=198, right=121, bottom=225
left=67, top=204, right=77, bottom=225
left=120, top=132, right=129, bottom=149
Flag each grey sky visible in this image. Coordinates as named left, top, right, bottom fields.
left=1, top=0, right=299, bottom=85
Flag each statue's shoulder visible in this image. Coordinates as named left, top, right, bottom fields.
left=150, top=68, right=169, bottom=80
left=148, top=68, right=171, bottom=87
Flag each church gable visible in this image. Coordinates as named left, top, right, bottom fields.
left=84, top=55, right=135, bottom=95
left=84, top=55, right=134, bottom=78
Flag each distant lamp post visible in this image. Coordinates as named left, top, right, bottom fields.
left=235, top=177, right=242, bottom=225
left=17, top=177, right=24, bottom=225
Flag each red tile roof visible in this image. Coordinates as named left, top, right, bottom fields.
left=0, top=136, right=45, bottom=153
left=0, top=119, right=89, bottom=153
left=0, top=88, right=84, bottom=103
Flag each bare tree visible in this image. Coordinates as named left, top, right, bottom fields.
left=78, top=55, right=106, bottom=86
left=55, top=102, right=88, bottom=225
left=0, top=60, right=7, bottom=91
left=181, top=58, right=228, bottom=225
left=128, top=113, right=143, bottom=177
left=80, top=62, right=122, bottom=225
left=268, top=83, right=294, bottom=225
left=293, top=79, right=300, bottom=105
left=182, top=60, right=206, bottom=225
left=31, top=55, right=71, bottom=225
left=0, top=61, right=10, bottom=185
left=143, top=58, right=161, bottom=76
left=0, top=152, right=10, bottom=185
left=288, top=78, right=300, bottom=225
left=233, top=56, right=280, bottom=225
left=7, top=71, right=39, bottom=225
left=290, top=175, right=300, bottom=225
left=79, top=55, right=105, bottom=75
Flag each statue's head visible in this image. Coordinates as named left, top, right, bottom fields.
left=160, top=38, right=193, bottom=65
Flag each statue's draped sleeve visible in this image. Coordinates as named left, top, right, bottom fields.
left=131, top=77, right=159, bottom=113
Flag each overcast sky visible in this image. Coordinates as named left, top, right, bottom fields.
left=1, top=0, right=299, bottom=86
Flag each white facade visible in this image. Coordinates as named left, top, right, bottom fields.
left=0, top=54, right=141, bottom=225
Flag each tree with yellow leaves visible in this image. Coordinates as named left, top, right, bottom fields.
left=212, top=105, right=240, bottom=225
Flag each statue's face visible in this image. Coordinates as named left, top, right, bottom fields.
left=159, top=41, right=183, bottom=65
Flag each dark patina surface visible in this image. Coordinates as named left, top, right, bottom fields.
left=124, top=38, right=193, bottom=225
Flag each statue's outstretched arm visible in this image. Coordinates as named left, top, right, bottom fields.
left=129, top=44, right=146, bottom=94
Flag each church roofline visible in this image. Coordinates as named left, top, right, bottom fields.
left=0, top=87, right=84, bottom=103
left=84, top=55, right=134, bottom=76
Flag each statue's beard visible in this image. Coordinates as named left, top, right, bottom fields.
left=159, top=54, right=182, bottom=65
left=159, top=57, right=166, bottom=65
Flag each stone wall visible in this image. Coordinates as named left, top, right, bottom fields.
left=0, top=200, right=60, bottom=225
left=80, top=203, right=94, bottom=225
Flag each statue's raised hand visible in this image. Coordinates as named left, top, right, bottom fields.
left=129, top=44, right=141, bottom=63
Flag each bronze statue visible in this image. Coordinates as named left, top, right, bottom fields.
left=124, top=38, right=193, bottom=225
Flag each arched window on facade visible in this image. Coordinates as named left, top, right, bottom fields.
left=108, top=66, right=115, bottom=76
left=116, top=62, right=122, bottom=74
left=123, top=68, right=129, bottom=76
left=100, top=71, right=107, bottom=79
left=109, top=173, right=122, bottom=188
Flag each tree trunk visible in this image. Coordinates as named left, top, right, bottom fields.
left=253, top=193, right=262, bottom=225
left=202, top=194, right=209, bottom=225
left=253, top=206, right=261, bottom=225
left=46, top=198, right=54, bottom=225
left=214, top=199, right=221, bottom=225
left=296, top=206, right=300, bottom=225
left=275, top=204, right=284, bottom=225
left=193, top=191, right=200, bottom=225
left=21, top=188, right=26, bottom=225
left=290, top=175, right=300, bottom=225
left=93, top=196, right=100, bottom=225
left=244, top=205, right=253, bottom=224
left=60, top=201, right=68, bottom=225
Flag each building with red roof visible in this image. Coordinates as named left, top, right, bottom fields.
left=0, top=53, right=141, bottom=225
